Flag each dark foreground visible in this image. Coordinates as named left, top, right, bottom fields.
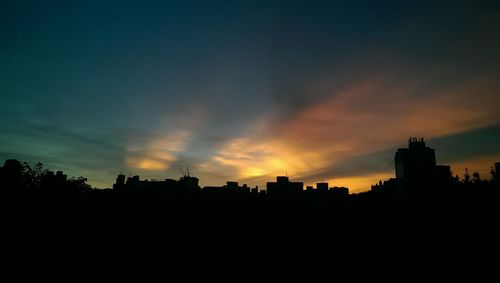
left=2, top=187, right=499, bottom=280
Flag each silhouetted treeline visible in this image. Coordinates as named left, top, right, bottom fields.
left=0, top=159, right=92, bottom=195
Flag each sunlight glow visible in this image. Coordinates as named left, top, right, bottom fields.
left=136, top=159, right=169, bottom=170
left=199, top=77, right=500, bottom=191
left=125, top=130, right=192, bottom=171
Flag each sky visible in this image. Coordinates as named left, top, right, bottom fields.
left=1, top=0, right=499, bottom=192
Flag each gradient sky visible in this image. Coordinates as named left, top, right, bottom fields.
left=1, top=0, right=499, bottom=192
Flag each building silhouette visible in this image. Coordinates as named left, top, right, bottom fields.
left=329, top=186, right=349, bottom=197
left=113, top=173, right=126, bottom=190
left=372, top=138, right=452, bottom=196
left=112, top=172, right=200, bottom=194
left=395, top=138, right=436, bottom=180
left=178, top=174, right=199, bottom=192
left=202, top=181, right=255, bottom=194
left=316, top=182, right=328, bottom=192
left=266, top=176, right=303, bottom=197
left=2, top=136, right=500, bottom=218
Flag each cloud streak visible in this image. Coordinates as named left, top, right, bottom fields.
left=201, top=75, right=500, bottom=192
left=125, top=129, right=192, bottom=170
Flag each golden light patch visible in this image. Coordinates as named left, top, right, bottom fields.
left=125, top=129, right=192, bottom=171
left=126, top=157, right=169, bottom=170
left=136, top=159, right=169, bottom=170
left=243, top=167, right=265, bottom=177
left=329, top=172, right=395, bottom=193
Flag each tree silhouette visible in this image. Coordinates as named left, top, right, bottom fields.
left=68, top=176, right=92, bottom=193
left=464, top=168, right=470, bottom=184
left=0, top=160, right=92, bottom=194
left=22, top=162, right=48, bottom=190
left=472, top=172, right=481, bottom=184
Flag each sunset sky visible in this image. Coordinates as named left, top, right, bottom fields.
left=1, top=0, right=499, bottom=192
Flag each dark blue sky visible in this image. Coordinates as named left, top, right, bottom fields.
left=1, top=0, right=499, bottom=191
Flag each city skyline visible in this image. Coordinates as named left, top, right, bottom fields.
left=3, top=138, right=499, bottom=193
left=1, top=1, right=500, bottom=192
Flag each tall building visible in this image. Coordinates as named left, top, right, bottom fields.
left=395, top=138, right=436, bottom=180
left=113, top=173, right=126, bottom=190
left=267, top=176, right=303, bottom=197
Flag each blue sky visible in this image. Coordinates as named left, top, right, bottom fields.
left=1, top=0, right=499, bottom=191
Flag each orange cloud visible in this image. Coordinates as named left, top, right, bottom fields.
left=125, top=130, right=192, bottom=171
left=135, top=158, right=171, bottom=170
left=201, top=76, right=500, bottom=192
left=201, top=137, right=323, bottom=179
left=283, top=78, right=499, bottom=153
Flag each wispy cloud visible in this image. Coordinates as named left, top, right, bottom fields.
left=125, top=129, right=192, bottom=170
left=0, top=118, right=127, bottom=188
left=199, top=75, right=500, bottom=192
